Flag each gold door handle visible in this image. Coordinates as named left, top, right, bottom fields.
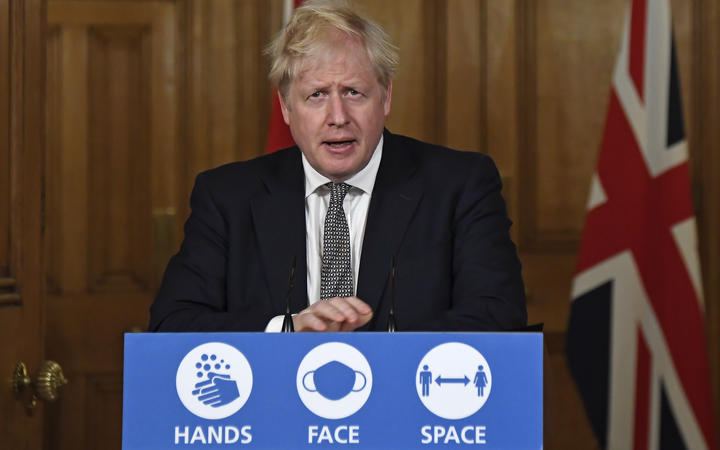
left=12, top=361, right=68, bottom=413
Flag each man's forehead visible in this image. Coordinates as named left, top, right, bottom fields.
left=292, top=41, right=374, bottom=85
left=297, top=37, right=368, bottom=70
left=294, top=61, right=374, bottom=85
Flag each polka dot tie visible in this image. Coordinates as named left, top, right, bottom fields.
left=320, top=182, right=353, bottom=300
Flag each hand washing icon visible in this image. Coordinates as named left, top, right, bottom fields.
left=176, top=342, right=253, bottom=420
left=302, top=360, right=367, bottom=400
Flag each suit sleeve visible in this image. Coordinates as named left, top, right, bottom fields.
left=436, top=154, right=527, bottom=331
left=148, top=173, right=267, bottom=331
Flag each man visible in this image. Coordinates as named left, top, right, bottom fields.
left=149, top=0, right=526, bottom=332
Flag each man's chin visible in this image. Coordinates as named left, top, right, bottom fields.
left=315, top=156, right=363, bottom=182
left=320, top=165, right=358, bottom=183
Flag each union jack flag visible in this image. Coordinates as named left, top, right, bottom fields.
left=566, top=0, right=717, bottom=449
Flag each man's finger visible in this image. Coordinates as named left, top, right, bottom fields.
left=342, top=296, right=373, bottom=315
left=323, top=319, right=343, bottom=332
left=293, top=297, right=374, bottom=332
left=299, top=301, right=346, bottom=323
left=324, top=297, right=363, bottom=322
left=339, top=310, right=373, bottom=331
left=293, top=311, right=328, bottom=331
left=337, top=296, right=373, bottom=330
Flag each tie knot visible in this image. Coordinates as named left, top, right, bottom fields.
left=327, top=182, right=351, bottom=201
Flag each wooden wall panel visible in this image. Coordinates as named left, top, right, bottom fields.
left=525, top=0, right=625, bottom=247
left=55, top=27, right=89, bottom=293
left=362, top=0, right=442, bottom=144
left=183, top=0, right=275, bottom=216
left=47, top=2, right=178, bottom=295
left=485, top=2, right=521, bottom=239
left=696, top=0, right=720, bottom=435
left=46, top=373, right=123, bottom=449
left=46, top=28, right=61, bottom=293
left=206, top=0, right=238, bottom=165
left=0, top=0, right=8, bottom=281
left=236, top=0, right=269, bottom=162
left=444, top=0, right=484, bottom=153
left=85, top=374, right=123, bottom=450
left=87, top=27, right=152, bottom=292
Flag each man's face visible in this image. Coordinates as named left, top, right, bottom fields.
left=279, top=36, right=392, bottom=182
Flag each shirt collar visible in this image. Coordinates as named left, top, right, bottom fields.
left=302, top=135, right=383, bottom=198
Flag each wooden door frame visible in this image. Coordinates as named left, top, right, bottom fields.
left=0, top=0, right=46, bottom=448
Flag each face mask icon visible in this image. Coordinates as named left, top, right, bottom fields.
left=302, top=360, right=367, bottom=400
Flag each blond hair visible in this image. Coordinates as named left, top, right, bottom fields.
left=266, top=0, right=399, bottom=101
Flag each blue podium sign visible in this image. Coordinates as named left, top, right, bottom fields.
left=123, top=333, right=542, bottom=449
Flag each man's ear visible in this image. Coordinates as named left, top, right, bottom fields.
left=383, top=81, right=393, bottom=116
left=278, top=91, right=291, bottom=126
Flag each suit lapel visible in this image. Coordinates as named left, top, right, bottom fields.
left=250, top=150, right=309, bottom=314
left=356, top=131, right=422, bottom=317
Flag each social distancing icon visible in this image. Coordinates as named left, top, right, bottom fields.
left=416, top=342, right=492, bottom=419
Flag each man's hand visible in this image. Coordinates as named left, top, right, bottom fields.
left=293, top=296, right=373, bottom=332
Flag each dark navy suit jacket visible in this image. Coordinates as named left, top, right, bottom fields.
left=149, top=130, right=527, bottom=331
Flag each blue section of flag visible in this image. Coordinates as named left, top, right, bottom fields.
left=566, top=281, right=613, bottom=448
left=660, top=382, right=687, bottom=450
left=667, top=34, right=685, bottom=148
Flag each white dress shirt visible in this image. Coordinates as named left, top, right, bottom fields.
left=265, top=136, right=383, bottom=331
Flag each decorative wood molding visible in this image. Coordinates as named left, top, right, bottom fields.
left=478, top=1, right=488, bottom=157
left=0, top=277, right=21, bottom=306
left=0, top=0, right=9, bottom=282
left=443, top=0, right=487, bottom=157
left=426, top=0, right=446, bottom=145
left=516, top=0, right=540, bottom=251
left=9, top=0, right=25, bottom=304
left=695, top=0, right=720, bottom=432
left=0, top=276, right=19, bottom=306
left=7, top=0, right=45, bottom=310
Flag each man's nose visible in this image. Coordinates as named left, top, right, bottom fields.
left=327, top=95, right=349, bottom=127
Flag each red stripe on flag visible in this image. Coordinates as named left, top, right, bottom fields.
left=633, top=329, right=651, bottom=450
left=629, top=0, right=648, bottom=101
left=266, top=91, right=295, bottom=153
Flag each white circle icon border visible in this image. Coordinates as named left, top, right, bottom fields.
left=176, top=342, right=253, bottom=420
left=296, top=342, right=373, bottom=420
left=416, top=342, right=492, bottom=420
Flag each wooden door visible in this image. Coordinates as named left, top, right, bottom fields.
left=44, top=2, right=180, bottom=448
left=0, top=0, right=47, bottom=448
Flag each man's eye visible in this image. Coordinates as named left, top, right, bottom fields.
left=348, top=89, right=360, bottom=96
left=309, top=91, right=322, bottom=98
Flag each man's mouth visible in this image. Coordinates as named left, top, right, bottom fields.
left=324, top=139, right=356, bottom=149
